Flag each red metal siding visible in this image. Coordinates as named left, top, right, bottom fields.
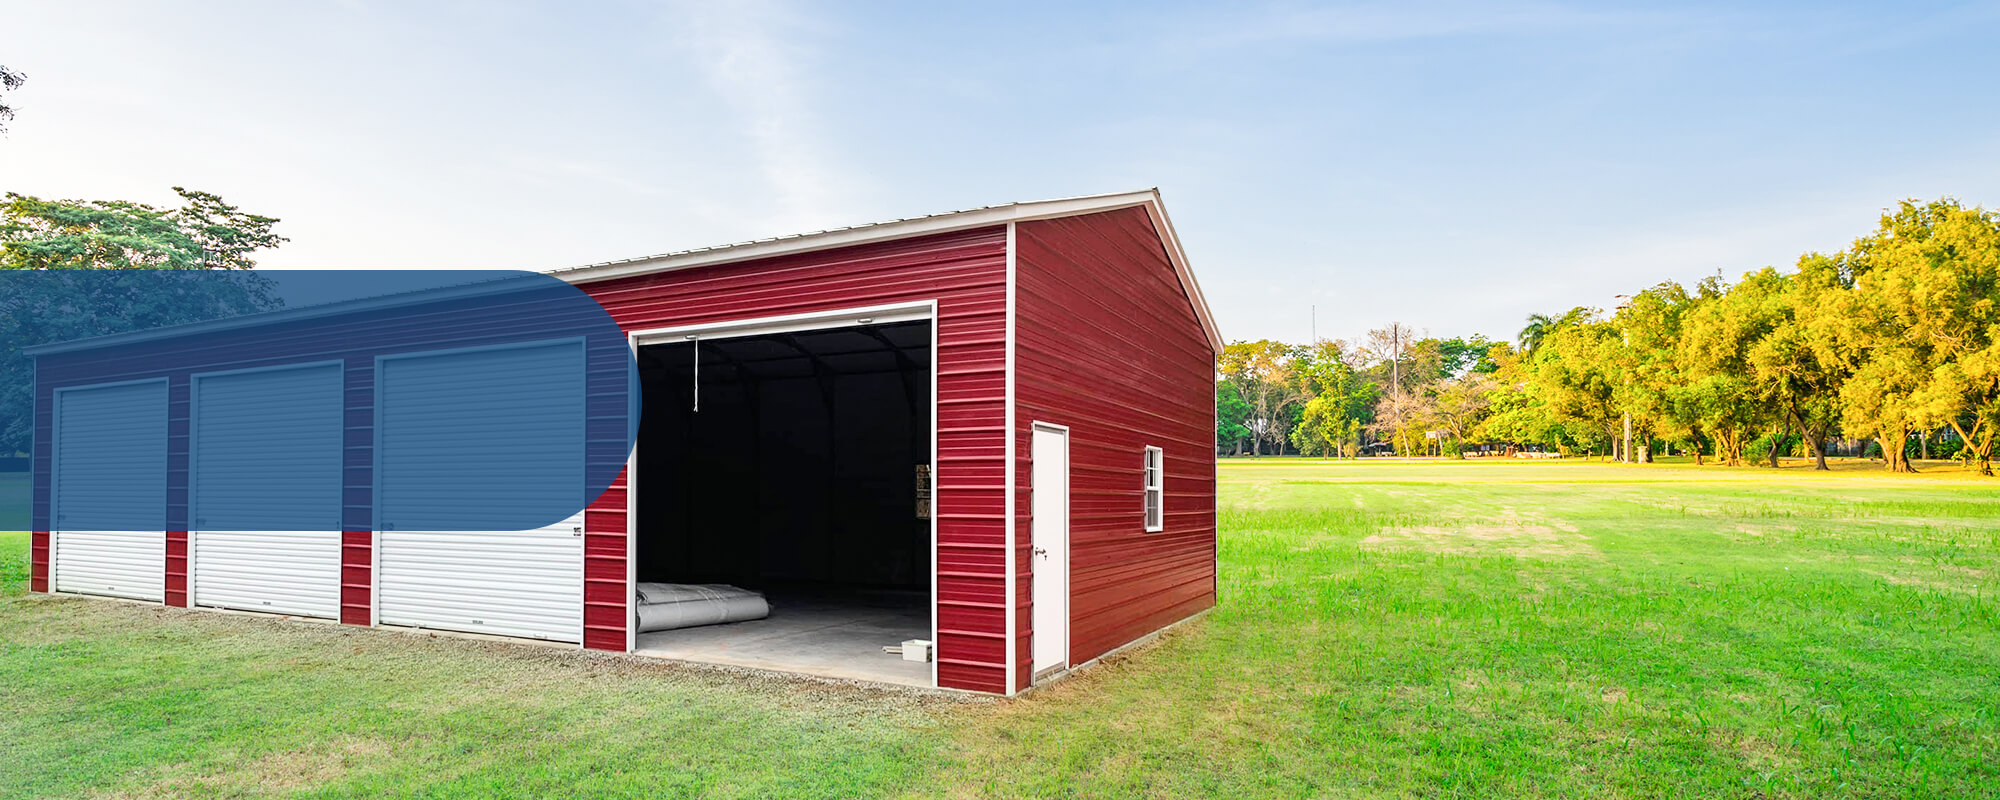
left=576, top=227, right=1013, bottom=693
left=165, top=531, right=189, bottom=607
left=29, top=531, right=48, bottom=592
left=340, top=530, right=372, bottom=625
left=582, top=471, right=627, bottom=651
left=1014, top=208, right=1219, bottom=687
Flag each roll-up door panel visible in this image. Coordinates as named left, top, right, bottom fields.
left=378, top=513, right=584, bottom=641
left=190, top=363, right=345, bottom=618
left=192, top=531, right=342, bottom=616
left=376, top=340, right=586, bottom=643
left=377, top=341, right=586, bottom=531
left=53, top=380, right=168, bottom=601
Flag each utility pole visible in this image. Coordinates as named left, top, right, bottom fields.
left=1615, top=295, right=1633, bottom=464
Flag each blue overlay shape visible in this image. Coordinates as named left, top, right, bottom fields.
left=4, top=269, right=637, bottom=532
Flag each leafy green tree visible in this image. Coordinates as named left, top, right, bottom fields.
left=1824, top=199, right=2000, bottom=473
left=1, top=188, right=285, bottom=270
left=1612, top=282, right=1694, bottom=463
left=1216, top=381, right=1252, bottom=455
left=1419, top=373, right=1497, bottom=458
left=1518, top=313, right=1558, bottom=355
left=1289, top=340, right=1376, bottom=457
left=1673, top=276, right=1777, bottom=466
left=0, top=189, right=288, bottom=455
left=1218, top=340, right=1304, bottom=456
left=1743, top=261, right=1848, bottom=470
left=1528, top=310, right=1624, bottom=459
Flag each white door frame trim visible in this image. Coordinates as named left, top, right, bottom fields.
left=624, top=300, right=940, bottom=688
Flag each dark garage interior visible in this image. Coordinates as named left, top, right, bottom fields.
left=631, top=320, right=933, bottom=685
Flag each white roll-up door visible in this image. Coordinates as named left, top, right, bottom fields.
left=190, top=363, right=345, bottom=618
left=378, top=512, right=585, bottom=640
left=53, top=380, right=167, bottom=601
left=376, top=340, right=586, bottom=643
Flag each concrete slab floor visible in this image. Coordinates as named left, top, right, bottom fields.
left=633, top=590, right=932, bottom=688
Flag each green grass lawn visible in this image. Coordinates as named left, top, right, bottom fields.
left=0, top=472, right=28, bottom=535
left=3, top=459, right=1997, bottom=798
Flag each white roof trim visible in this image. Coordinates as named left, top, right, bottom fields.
left=549, top=189, right=1224, bottom=352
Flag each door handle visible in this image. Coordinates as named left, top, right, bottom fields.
left=1032, top=547, right=1048, bottom=557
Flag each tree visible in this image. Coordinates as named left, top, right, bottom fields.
left=0, top=189, right=288, bottom=455
left=1364, top=323, right=1419, bottom=454
left=1526, top=309, right=1624, bottom=459
left=1673, top=275, right=1779, bottom=466
left=1216, top=382, right=1252, bottom=455
left=1217, top=340, right=1304, bottom=456
left=1613, top=282, right=1694, bottom=463
left=1421, top=373, right=1498, bottom=458
left=1812, top=200, right=2000, bottom=473
left=1518, top=313, right=1557, bottom=355
left=1289, top=340, right=1376, bottom=457
left=1518, top=308, right=1591, bottom=356
left=1, top=188, right=286, bottom=270
left=1744, top=261, right=1848, bottom=470
left=0, top=65, right=23, bottom=133
left=1824, top=199, right=2000, bottom=474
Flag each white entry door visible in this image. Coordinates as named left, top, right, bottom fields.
left=1031, top=423, right=1070, bottom=679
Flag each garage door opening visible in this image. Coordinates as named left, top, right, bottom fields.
left=632, top=318, right=933, bottom=687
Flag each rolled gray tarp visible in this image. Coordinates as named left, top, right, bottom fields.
left=634, top=583, right=772, bottom=632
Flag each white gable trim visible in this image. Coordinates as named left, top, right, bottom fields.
left=549, top=189, right=1223, bottom=352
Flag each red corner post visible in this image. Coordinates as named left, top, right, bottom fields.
left=164, top=531, right=189, bottom=606
left=340, top=531, right=371, bottom=625
left=29, top=531, right=49, bottom=592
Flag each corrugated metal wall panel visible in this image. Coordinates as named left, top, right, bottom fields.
left=340, top=530, right=371, bottom=625
left=30, top=531, right=49, bottom=593
left=52, top=380, right=168, bottom=601
left=165, top=530, right=188, bottom=607
left=581, top=473, right=626, bottom=652
left=1014, top=208, right=1219, bottom=687
left=578, top=227, right=1011, bottom=692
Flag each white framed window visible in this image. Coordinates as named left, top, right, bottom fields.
left=1142, top=446, right=1164, bottom=532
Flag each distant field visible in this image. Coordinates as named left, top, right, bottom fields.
left=2, top=460, right=1997, bottom=798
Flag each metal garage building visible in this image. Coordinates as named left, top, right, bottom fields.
left=27, top=189, right=1220, bottom=695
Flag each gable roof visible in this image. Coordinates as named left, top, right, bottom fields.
left=547, top=189, right=1223, bottom=352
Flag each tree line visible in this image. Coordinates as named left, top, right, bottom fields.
left=1217, top=198, right=2000, bottom=475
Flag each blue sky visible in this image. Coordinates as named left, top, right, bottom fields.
left=4, top=1, right=1998, bottom=345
